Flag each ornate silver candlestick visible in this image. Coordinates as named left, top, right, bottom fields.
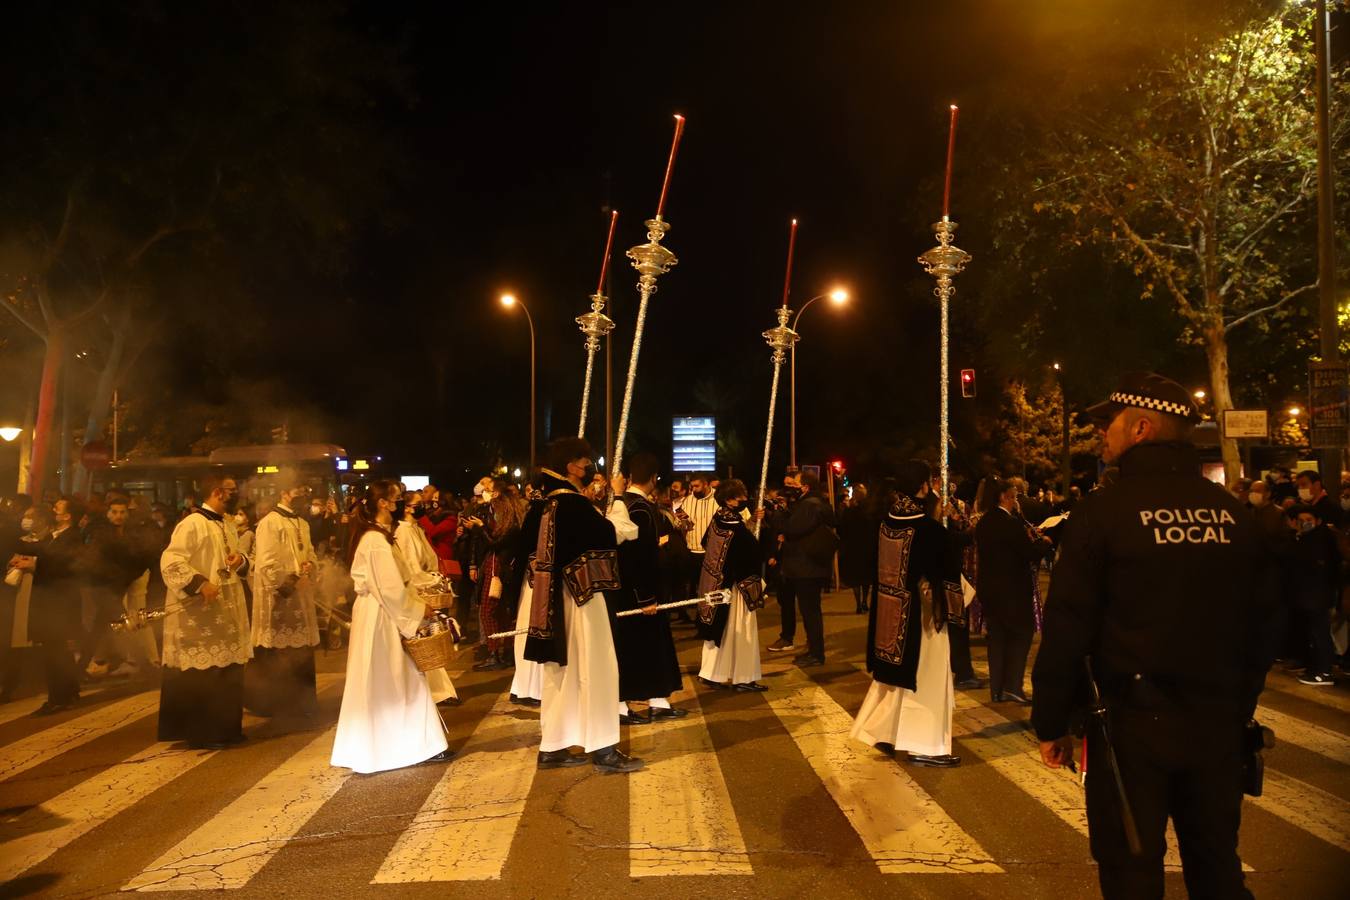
left=612, top=217, right=677, bottom=479
left=575, top=291, right=615, bottom=438
left=753, top=305, right=799, bottom=537
left=918, top=217, right=971, bottom=523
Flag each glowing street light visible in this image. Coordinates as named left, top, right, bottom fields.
left=0, top=427, right=22, bottom=443
left=1194, top=389, right=1207, bottom=401
left=498, top=292, right=536, bottom=469
left=1289, top=406, right=1302, bottom=417
left=790, top=286, right=851, bottom=468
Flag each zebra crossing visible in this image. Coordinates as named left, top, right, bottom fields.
left=0, top=653, right=1346, bottom=896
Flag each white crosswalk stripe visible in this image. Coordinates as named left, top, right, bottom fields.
left=625, top=680, right=752, bottom=877
left=763, top=667, right=1002, bottom=873
left=124, top=726, right=351, bottom=891
left=0, top=662, right=1345, bottom=890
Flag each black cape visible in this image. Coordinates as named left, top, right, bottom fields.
left=865, top=495, right=963, bottom=692
left=611, top=490, right=682, bottom=702
left=695, top=508, right=765, bottom=646
left=522, top=471, right=620, bottom=667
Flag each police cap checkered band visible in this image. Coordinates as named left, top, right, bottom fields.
left=1108, top=392, right=1193, bottom=418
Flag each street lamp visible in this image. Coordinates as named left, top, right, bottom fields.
left=500, top=293, right=537, bottom=470
left=0, top=427, right=21, bottom=443
left=1289, top=406, right=1302, bottom=417
left=789, top=287, right=850, bottom=468
left=1194, top=389, right=1207, bottom=400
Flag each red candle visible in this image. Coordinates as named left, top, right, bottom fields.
left=655, top=114, right=686, bottom=220
left=942, top=104, right=959, bottom=219
left=781, top=218, right=798, bottom=309
left=596, top=209, right=619, bottom=294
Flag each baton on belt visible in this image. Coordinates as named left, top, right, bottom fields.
left=1085, top=657, right=1143, bottom=856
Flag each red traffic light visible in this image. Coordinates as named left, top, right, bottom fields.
left=960, top=368, right=976, bottom=398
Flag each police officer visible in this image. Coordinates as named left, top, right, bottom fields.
left=1031, top=373, right=1275, bottom=900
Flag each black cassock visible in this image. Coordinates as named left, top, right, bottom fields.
left=610, top=490, right=683, bottom=702
left=696, top=508, right=765, bottom=645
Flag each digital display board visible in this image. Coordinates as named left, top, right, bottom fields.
left=672, top=416, right=716, bottom=473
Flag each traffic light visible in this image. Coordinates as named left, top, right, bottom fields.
left=960, top=369, right=976, bottom=398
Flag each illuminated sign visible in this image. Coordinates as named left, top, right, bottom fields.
left=335, top=458, right=349, bottom=471
left=402, top=475, right=430, bottom=491
left=672, top=416, right=716, bottom=473
left=254, top=465, right=280, bottom=474
left=353, top=459, right=370, bottom=471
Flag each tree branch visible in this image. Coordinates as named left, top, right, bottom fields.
left=1224, top=282, right=1318, bottom=334
left=1219, top=170, right=1315, bottom=296
left=0, top=299, right=48, bottom=339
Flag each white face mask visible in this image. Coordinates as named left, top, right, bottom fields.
left=20, top=517, right=33, bottom=533
left=1297, top=488, right=1314, bottom=502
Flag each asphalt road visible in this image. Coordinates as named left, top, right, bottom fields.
left=1, top=592, right=1346, bottom=899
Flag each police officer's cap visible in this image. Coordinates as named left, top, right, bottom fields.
left=1085, top=372, right=1202, bottom=424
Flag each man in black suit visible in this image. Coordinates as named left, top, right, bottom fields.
left=974, top=477, right=1051, bottom=703
left=13, top=497, right=88, bottom=715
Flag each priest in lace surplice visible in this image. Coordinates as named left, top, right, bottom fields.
left=246, top=474, right=320, bottom=719
left=158, top=475, right=252, bottom=749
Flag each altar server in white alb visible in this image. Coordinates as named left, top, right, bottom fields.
left=524, top=437, right=643, bottom=774
left=246, top=472, right=320, bottom=719
left=394, top=490, right=458, bottom=706
left=331, top=480, right=450, bottom=773
left=850, top=459, right=965, bottom=768
left=158, top=475, right=252, bottom=750
left=697, top=479, right=768, bottom=692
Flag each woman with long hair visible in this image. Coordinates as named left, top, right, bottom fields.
left=472, top=480, right=528, bottom=671
left=394, top=490, right=459, bottom=706
left=331, top=480, right=450, bottom=773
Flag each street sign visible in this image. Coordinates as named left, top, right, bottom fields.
left=80, top=441, right=111, bottom=470
left=1222, top=410, right=1269, bottom=440
left=1308, top=361, right=1348, bottom=448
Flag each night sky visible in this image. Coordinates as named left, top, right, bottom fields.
left=4, top=0, right=1259, bottom=488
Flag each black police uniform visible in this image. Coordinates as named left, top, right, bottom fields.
left=1032, top=441, right=1275, bottom=900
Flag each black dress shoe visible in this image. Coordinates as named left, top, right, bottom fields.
left=619, top=711, right=652, bottom=726
left=795, top=655, right=825, bottom=668
left=990, top=691, right=1004, bottom=703
left=649, top=706, right=688, bottom=720
left=733, top=681, right=769, bottom=692
left=699, top=677, right=728, bottom=690
left=1003, top=690, right=1031, bottom=705
left=512, top=695, right=541, bottom=708
left=420, top=749, right=454, bottom=765
left=909, top=753, right=961, bottom=768
left=591, top=746, right=644, bottom=773
left=955, top=677, right=983, bottom=690
left=31, top=700, right=73, bottom=717
left=438, top=696, right=463, bottom=707
left=537, top=749, right=589, bottom=769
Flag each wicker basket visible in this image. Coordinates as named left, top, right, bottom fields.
left=402, top=629, right=456, bottom=673
left=418, top=591, right=456, bottom=608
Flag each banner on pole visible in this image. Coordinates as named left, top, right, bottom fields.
left=1308, top=362, right=1348, bottom=449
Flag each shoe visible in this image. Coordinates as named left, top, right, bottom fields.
left=955, top=677, right=982, bottom=690
left=84, top=660, right=110, bottom=678
left=31, top=700, right=73, bottom=717
left=1003, top=690, right=1031, bottom=705
left=733, top=681, right=769, bottom=692
left=188, top=740, right=236, bottom=751
left=795, top=655, right=824, bottom=668
left=1298, top=673, right=1334, bottom=686
left=537, top=749, right=589, bottom=769
left=420, top=749, right=454, bottom=765
left=990, top=691, right=1004, bottom=703
left=649, top=706, right=688, bottom=720
left=591, top=746, right=644, bottom=774
left=619, top=711, right=652, bottom=726
left=909, top=753, right=961, bottom=768
left=438, top=696, right=463, bottom=707
left=699, top=677, right=728, bottom=690
left=473, top=657, right=509, bottom=671
left=767, top=639, right=795, bottom=653
left=109, top=661, right=139, bottom=678
left=511, top=695, right=541, bottom=708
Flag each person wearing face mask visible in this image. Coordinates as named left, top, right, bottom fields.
left=10, top=498, right=87, bottom=715
left=158, top=475, right=252, bottom=749
left=394, top=490, right=459, bottom=706
left=524, top=437, right=643, bottom=774
left=696, top=479, right=768, bottom=692
left=1031, top=373, right=1276, bottom=898
left=1286, top=505, right=1340, bottom=686
left=331, top=480, right=451, bottom=772
left=1294, top=470, right=1340, bottom=529
left=850, top=460, right=965, bottom=767
left=1246, top=480, right=1286, bottom=538
left=246, top=474, right=322, bottom=720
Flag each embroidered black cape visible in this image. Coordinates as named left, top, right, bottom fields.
left=522, top=470, right=620, bottom=667
left=695, top=507, right=765, bottom=646
left=865, top=494, right=964, bottom=691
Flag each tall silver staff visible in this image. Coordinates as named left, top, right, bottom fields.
left=752, top=219, right=801, bottom=537
left=917, top=105, right=971, bottom=524
left=612, top=114, right=683, bottom=479
left=753, top=306, right=799, bottom=537
left=577, top=210, right=618, bottom=438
